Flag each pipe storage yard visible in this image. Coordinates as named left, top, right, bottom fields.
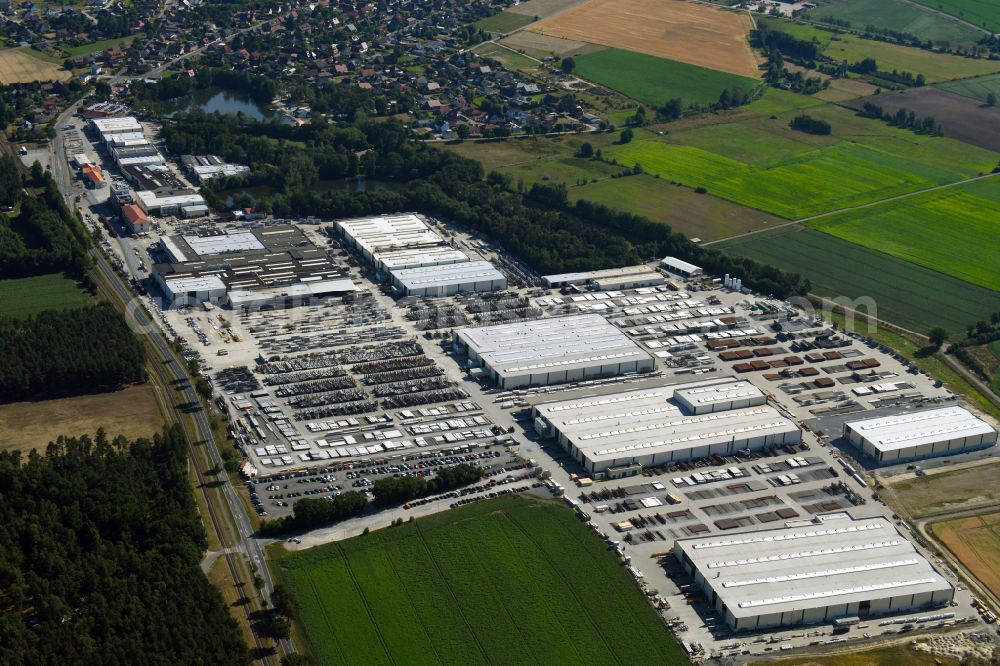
left=674, top=515, right=954, bottom=631
left=532, top=379, right=800, bottom=474
left=453, top=314, right=655, bottom=389
left=844, top=406, right=997, bottom=465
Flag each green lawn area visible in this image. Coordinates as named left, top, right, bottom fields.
left=62, top=35, right=139, bottom=58
left=475, top=11, right=537, bottom=34
left=908, top=0, right=1000, bottom=32
left=810, top=0, right=983, bottom=44
left=717, top=225, right=1000, bottom=335
left=471, top=42, right=539, bottom=71
left=763, top=18, right=1000, bottom=82
left=271, top=496, right=685, bottom=666
left=0, top=273, right=89, bottom=318
left=810, top=177, right=1000, bottom=290
left=937, top=71, right=1000, bottom=102
left=496, top=155, right=623, bottom=185
left=574, top=48, right=759, bottom=108
left=744, top=87, right=828, bottom=116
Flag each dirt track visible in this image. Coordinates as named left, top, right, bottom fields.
left=530, top=0, right=760, bottom=77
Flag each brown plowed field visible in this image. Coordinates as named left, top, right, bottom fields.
left=932, top=511, right=1000, bottom=599
left=530, top=0, right=760, bottom=77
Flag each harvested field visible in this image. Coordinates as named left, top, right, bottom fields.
left=497, top=30, right=598, bottom=58
left=530, top=0, right=760, bottom=77
left=0, top=48, right=68, bottom=84
left=885, top=460, right=1000, bottom=517
left=814, top=76, right=879, bottom=102
left=0, top=384, right=164, bottom=453
left=843, top=87, right=1000, bottom=152
left=717, top=225, right=1000, bottom=334
left=931, top=512, right=1000, bottom=599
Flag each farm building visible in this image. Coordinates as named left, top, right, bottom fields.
left=532, top=379, right=798, bottom=475
left=674, top=515, right=954, bottom=631
left=542, top=264, right=665, bottom=289
left=660, top=256, right=702, bottom=277
left=843, top=406, right=997, bottom=465
left=390, top=260, right=506, bottom=297
left=453, top=314, right=654, bottom=389
left=121, top=204, right=150, bottom=235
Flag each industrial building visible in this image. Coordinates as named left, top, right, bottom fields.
left=542, top=264, right=666, bottom=290
left=337, top=214, right=450, bottom=271
left=121, top=203, right=150, bottom=235
left=180, top=155, right=251, bottom=183
left=844, top=406, right=997, bottom=465
left=453, top=314, right=654, bottom=389
left=135, top=189, right=208, bottom=217
left=391, top=260, right=506, bottom=297
left=660, top=256, right=703, bottom=277
left=532, top=379, right=799, bottom=475
left=153, top=225, right=356, bottom=308
left=90, top=116, right=142, bottom=143
left=674, top=515, right=954, bottom=631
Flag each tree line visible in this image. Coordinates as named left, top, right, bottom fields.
left=0, top=303, right=145, bottom=402
left=158, top=112, right=810, bottom=299
left=259, top=491, right=368, bottom=536
left=790, top=114, right=831, bottom=135
left=859, top=101, right=943, bottom=136
left=0, top=425, right=250, bottom=665
left=372, top=463, right=484, bottom=506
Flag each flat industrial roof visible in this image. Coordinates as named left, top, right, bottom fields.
left=163, top=275, right=227, bottom=293
left=677, top=515, right=951, bottom=619
left=675, top=381, right=764, bottom=410
left=377, top=246, right=469, bottom=270
left=91, top=116, right=142, bottom=134
left=846, top=406, right=996, bottom=452
left=136, top=190, right=206, bottom=208
left=392, top=260, right=504, bottom=290
left=543, top=264, right=658, bottom=286
left=183, top=231, right=265, bottom=257
left=338, top=214, right=442, bottom=252
left=456, top=314, right=653, bottom=379
left=534, top=380, right=796, bottom=462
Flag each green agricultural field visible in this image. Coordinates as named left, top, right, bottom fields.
left=496, top=155, right=623, bottom=186
left=0, top=273, right=89, bottom=318
left=574, top=48, right=759, bottom=107
left=717, top=225, right=1000, bottom=334
left=475, top=11, right=537, bottom=34
left=607, top=139, right=972, bottom=219
left=908, top=0, right=1000, bottom=32
left=937, top=72, right=1000, bottom=102
left=62, top=35, right=138, bottom=57
left=763, top=18, right=1000, bottom=82
left=744, top=87, right=828, bottom=116
left=810, top=177, right=1000, bottom=290
left=272, top=496, right=685, bottom=666
left=810, top=0, right=983, bottom=44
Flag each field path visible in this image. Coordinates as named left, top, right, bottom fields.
left=703, top=170, right=1000, bottom=247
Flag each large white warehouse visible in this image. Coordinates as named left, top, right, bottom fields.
left=675, top=515, right=954, bottom=631
left=391, top=260, right=506, bottom=297
left=844, top=406, right=996, bottom=465
left=532, top=379, right=799, bottom=475
left=453, top=314, right=654, bottom=389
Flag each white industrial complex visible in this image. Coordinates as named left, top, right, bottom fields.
left=674, top=515, right=954, bottom=631
left=336, top=213, right=506, bottom=297
left=844, top=406, right=997, bottom=465
left=391, top=260, right=506, bottom=297
left=543, top=264, right=667, bottom=290
left=532, top=379, right=800, bottom=475
left=454, top=314, right=655, bottom=389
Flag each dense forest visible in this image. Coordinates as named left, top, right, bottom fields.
left=0, top=426, right=250, bottom=665
left=0, top=303, right=145, bottom=402
left=0, top=161, right=92, bottom=280
left=159, top=111, right=809, bottom=298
